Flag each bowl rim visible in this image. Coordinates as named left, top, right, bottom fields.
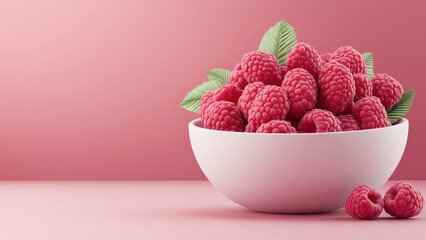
left=189, top=118, right=408, bottom=136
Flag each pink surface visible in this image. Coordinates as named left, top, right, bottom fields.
left=0, top=0, right=425, bottom=180
left=0, top=180, right=425, bottom=239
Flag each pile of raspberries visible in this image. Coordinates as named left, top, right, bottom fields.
left=200, top=43, right=404, bottom=133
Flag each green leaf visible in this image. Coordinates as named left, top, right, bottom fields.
left=206, top=69, right=231, bottom=84
left=362, top=52, right=374, bottom=78
left=386, top=89, right=415, bottom=124
left=258, top=20, right=297, bottom=66
left=179, top=80, right=224, bottom=113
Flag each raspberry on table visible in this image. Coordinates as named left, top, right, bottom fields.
left=286, top=42, right=322, bottom=77
left=372, top=73, right=403, bottom=108
left=241, top=50, right=282, bottom=86
left=338, top=114, right=360, bottom=131
left=320, top=53, right=332, bottom=65
left=228, top=69, right=248, bottom=90
left=331, top=46, right=367, bottom=75
left=281, top=68, right=318, bottom=120
left=353, top=73, right=373, bottom=101
left=353, top=96, right=391, bottom=129
left=384, top=182, right=424, bottom=218
left=345, top=185, right=384, bottom=219
left=238, top=82, right=265, bottom=120
left=298, top=109, right=342, bottom=133
left=256, top=120, right=297, bottom=133
left=246, top=85, right=290, bottom=132
left=212, top=84, right=243, bottom=105
left=203, top=101, right=244, bottom=132
left=199, top=91, right=214, bottom=119
left=317, top=61, right=355, bottom=115
left=279, top=66, right=290, bottom=79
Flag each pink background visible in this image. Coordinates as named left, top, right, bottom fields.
left=0, top=0, right=425, bottom=180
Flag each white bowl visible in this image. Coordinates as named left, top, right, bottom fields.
left=189, top=118, right=408, bottom=213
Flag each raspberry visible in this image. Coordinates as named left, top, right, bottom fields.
left=372, top=73, right=403, bottom=108
left=298, top=109, right=342, bottom=133
left=318, top=61, right=355, bottom=115
left=241, top=50, right=282, bottom=86
left=286, top=42, right=321, bottom=77
left=256, top=120, right=297, bottom=133
left=353, top=96, right=391, bottom=129
left=228, top=69, right=248, bottom=90
left=338, top=114, right=360, bottom=131
left=212, top=84, right=243, bottom=105
left=320, top=53, right=332, bottom=64
left=353, top=73, right=373, bottom=101
left=331, top=46, right=367, bottom=75
left=246, top=86, right=290, bottom=132
left=199, top=91, right=214, bottom=119
left=345, top=185, right=384, bottom=219
left=281, top=68, right=318, bottom=120
left=203, top=101, right=244, bottom=132
left=279, top=66, right=290, bottom=79
left=238, top=82, right=265, bottom=120
left=384, top=182, right=424, bottom=218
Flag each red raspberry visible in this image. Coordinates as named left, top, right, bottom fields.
left=199, top=91, right=214, bottom=119
left=345, top=185, right=384, bottom=219
left=246, top=86, right=290, bottom=132
left=238, top=82, right=265, bottom=120
left=203, top=101, right=244, bottom=132
left=353, top=96, right=391, bottom=129
left=372, top=73, right=403, bottom=108
left=320, top=53, right=332, bottom=64
left=256, top=120, right=297, bottom=133
left=212, top=84, right=243, bottom=105
left=318, top=61, right=355, bottom=115
left=384, top=182, right=424, bottom=218
left=353, top=73, right=373, bottom=101
left=282, top=68, right=318, bottom=120
left=331, top=46, right=367, bottom=75
left=241, top=51, right=282, bottom=86
left=298, top=109, right=342, bottom=133
left=286, top=42, right=321, bottom=77
left=228, top=69, right=248, bottom=90
left=279, top=66, right=290, bottom=79
left=338, top=114, right=360, bottom=131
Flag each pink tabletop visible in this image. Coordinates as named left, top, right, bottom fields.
left=0, top=180, right=424, bottom=239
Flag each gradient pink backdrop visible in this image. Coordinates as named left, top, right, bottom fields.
left=0, top=0, right=425, bottom=180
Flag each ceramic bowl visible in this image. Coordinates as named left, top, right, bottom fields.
left=189, top=118, right=409, bottom=213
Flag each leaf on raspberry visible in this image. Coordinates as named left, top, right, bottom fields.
left=258, top=19, right=297, bottom=66
left=179, top=80, right=224, bottom=113
left=386, top=89, right=415, bottom=124
left=206, top=69, right=231, bottom=84
left=362, top=52, right=374, bottom=79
